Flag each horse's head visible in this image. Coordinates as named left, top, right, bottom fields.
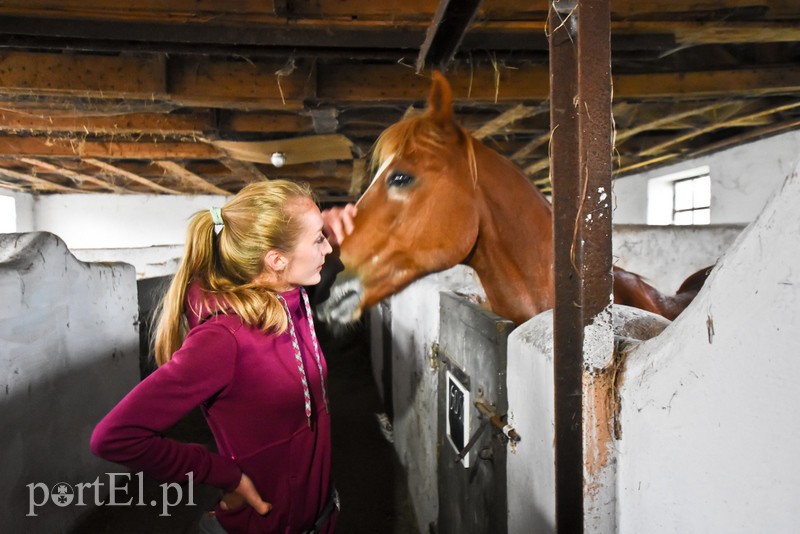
left=319, top=72, right=481, bottom=326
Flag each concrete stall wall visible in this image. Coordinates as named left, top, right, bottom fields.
left=612, top=130, right=800, bottom=225
left=613, top=224, right=744, bottom=291
left=614, top=162, right=800, bottom=531
left=73, top=245, right=183, bottom=280
left=505, top=307, right=670, bottom=533
left=0, top=232, right=140, bottom=533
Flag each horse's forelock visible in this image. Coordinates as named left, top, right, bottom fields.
left=372, top=115, right=466, bottom=173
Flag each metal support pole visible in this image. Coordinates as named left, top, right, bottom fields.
left=549, top=0, right=613, bottom=531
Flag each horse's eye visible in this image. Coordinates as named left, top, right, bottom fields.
left=387, top=172, right=414, bottom=188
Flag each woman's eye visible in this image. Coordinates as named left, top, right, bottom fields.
left=387, top=172, right=414, bottom=188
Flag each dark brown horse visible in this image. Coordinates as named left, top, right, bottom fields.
left=319, top=72, right=710, bottom=326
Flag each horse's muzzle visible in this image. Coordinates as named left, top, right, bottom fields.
left=316, top=270, right=364, bottom=328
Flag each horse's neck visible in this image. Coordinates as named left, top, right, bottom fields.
left=466, top=143, right=555, bottom=324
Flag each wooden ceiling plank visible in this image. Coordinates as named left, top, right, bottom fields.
left=0, top=136, right=221, bottom=159
left=318, top=64, right=800, bottom=103
left=220, top=158, right=270, bottom=183
left=209, top=135, right=354, bottom=165
left=19, top=157, right=126, bottom=193
left=614, top=101, right=742, bottom=144
left=222, top=111, right=313, bottom=133
left=0, top=166, right=82, bottom=193
left=607, top=0, right=797, bottom=18
left=154, top=161, right=230, bottom=196
left=615, top=69, right=800, bottom=100
left=614, top=153, right=679, bottom=176
left=512, top=131, right=550, bottom=163
left=2, top=50, right=800, bottom=107
left=692, top=117, right=800, bottom=158
left=0, top=0, right=276, bottom=24
left=472, top=104, right=544, bottom=140
left=0, top=177, right=26, bottom=191
left=0, top=51, right=166, bottom=98
left=84, top=158, right=183, bottom=195
left=639, top=101, right=800, bottom=157
left=618, top=21, right=800, bottom=46
left=0, top=109, right=212, bottom=136
left=3, top=0, right=796, bottom=23
left=168, top=57, right=311, bottom=109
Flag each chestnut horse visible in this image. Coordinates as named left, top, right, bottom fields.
left=319, top=72, right=710, bottom=327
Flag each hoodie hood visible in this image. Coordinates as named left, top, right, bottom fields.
left=185, top=280, right=232, bottom=329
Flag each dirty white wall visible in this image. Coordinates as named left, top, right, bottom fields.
left=505, top=306, right=670, bottom=534
left=383, top=266, right=483, bottom=534
left=612, top=130, right=800, bottom=225
left=0, top=190, right=34, bottom=232
left=2, top=192, right=227, bottom=278
left=616, top=166, right=800, bottom=532
left=73, top=245, right=183, bottom=279
left=613, top=224, right=743, bottom=291
left=0, top=232, right=140, bottom=533
left=33, top=193, right=230, bottom=249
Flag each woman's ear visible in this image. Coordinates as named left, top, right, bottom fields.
left=263, top=249, right=288, bottom=272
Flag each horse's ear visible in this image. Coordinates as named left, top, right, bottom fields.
left=427, top=71, right=454, bottom=125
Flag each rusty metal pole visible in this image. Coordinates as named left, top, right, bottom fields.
left=549, top=0, right=613, bottom=531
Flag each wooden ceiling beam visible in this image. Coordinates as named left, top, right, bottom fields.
left=219, top=158, right=270, bottom=184
left=638, top=101, right=800, bottom=157
left=3, top=50, right=800, bottom=109
left=0, top=109, right=212, bottom=136
left=416, top=0, right=482, bottom=73
left=221, top=111, right=313, bottom=133
left=19, top=157, right=126, bottom=193
left=0, top=51, right=166, bottom=98
left=84, top=158, right=183, bottom=195
left=0, top=166, right=83, bottom=193
left=0, top=136, right=221, bottom=159
left=154, top=161, right=231, bottom=196
left=471, top=104, right=546, bottom=140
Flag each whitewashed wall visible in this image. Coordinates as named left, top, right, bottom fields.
left=34, top=193, right=229, bottom=248
left=3, top=192, right=226, bottom=278
left=613, top=130, right=800, bottom=225
left=613, top=224, right=743, bottom=291
left=0, top=232, right=140, bottom=533
left=0, top=190, right=34, bottom=232
left=73, top=245, right=183, bottom=279
left=615, top=162, right=800, bottom=532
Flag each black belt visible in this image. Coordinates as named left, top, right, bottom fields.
left=302, top=488, right=339, bottom=534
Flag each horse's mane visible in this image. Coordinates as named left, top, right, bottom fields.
left=371, top=113, right=478, bottom=185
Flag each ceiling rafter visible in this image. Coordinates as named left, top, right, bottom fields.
left=0, top=167, right=83, bottom=193
left=84, top=158, right=183, bottom=195
left=19, top=158, right=126, bottom=193
left=154, top=161, right=231, bottom=196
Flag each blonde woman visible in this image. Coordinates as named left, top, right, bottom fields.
left=91, top=180, right=356, bottom=533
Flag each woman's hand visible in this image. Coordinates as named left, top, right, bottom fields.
left=220, top=473, right=272, bottom=516
left=321, top=203, right=357, bottom=247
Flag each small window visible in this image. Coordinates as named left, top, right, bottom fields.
left=647, top=166, right=711, bottom=225
left=0, top=195, right=16, bottom=233
left=672, top=174, right=710, bottom=225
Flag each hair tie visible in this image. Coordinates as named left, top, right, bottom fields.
left=209, top=207, right=224, bottom=234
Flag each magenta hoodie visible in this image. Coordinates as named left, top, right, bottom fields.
left=91, top=284, right=335, bottom=533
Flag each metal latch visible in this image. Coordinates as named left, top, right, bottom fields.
left=454, top=399, right=521, bottom=463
